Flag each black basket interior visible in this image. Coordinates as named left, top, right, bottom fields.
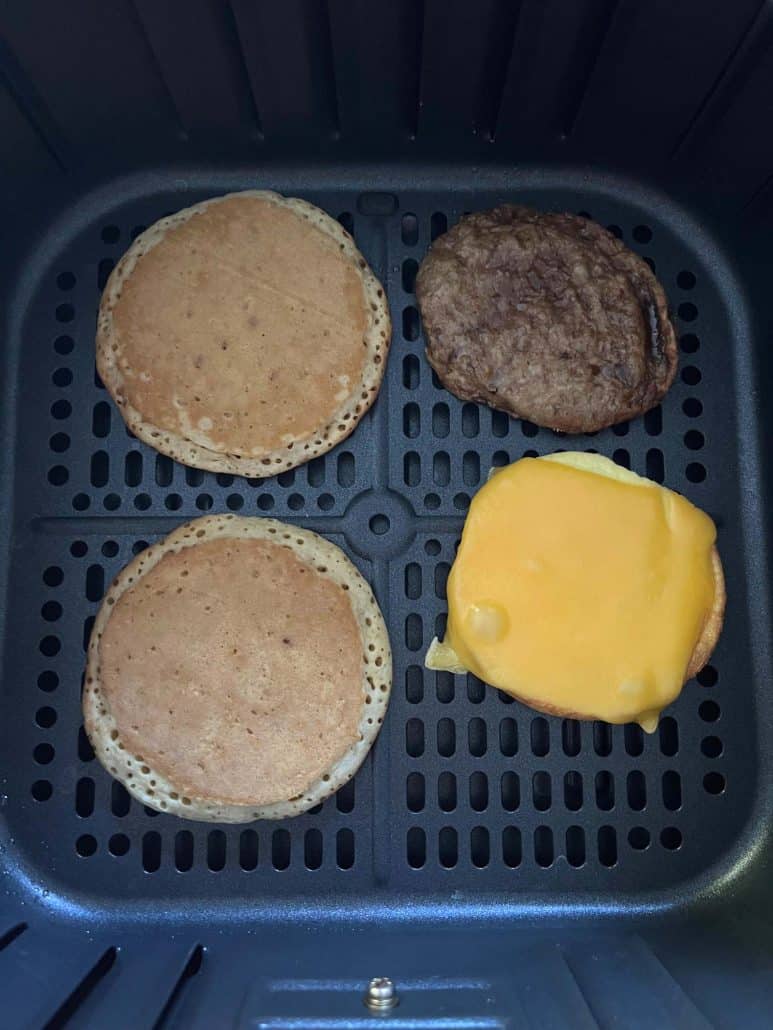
left=1, top=2, right=773, bottom=1027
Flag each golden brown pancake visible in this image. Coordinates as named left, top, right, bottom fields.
left=84, top=515, right=392, bottom=821
left=97, top=191, right=390, bottom=474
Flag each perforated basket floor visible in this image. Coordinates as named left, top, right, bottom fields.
left=0, top=168, right=758, bottom=921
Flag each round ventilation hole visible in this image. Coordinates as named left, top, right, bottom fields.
left=76, top=834, right=97, bottom=857
left=699, top=700, right=720, bottom=722
left=33, top=743, right=55, bottom=765
left=57, top=271, right=76, bottom=290
left=660, top=827, right=682, bottom=850
left=109, top=833, right=130, bottom=857
left=697, top=665, right=718, bottom=687
left=703, top=771, right=726, bottom=795
left=43, top=566, right=63, bottom=587
left=31, top=780, right=53, bottom=801
left=54, top=335, right=74, bottom=355
left=51, top=399, right=71, bottom=419
left=677, top=270, right=696, bottom=290
left=628, top=827, right=650, bottom=850
left=37, top=671, right=58, bottom=692
left=678, top=302, right=697, bottom=322
left=701, top=736, right=723, bottom=758
left=36, top=706, right=57, bottom=728
left=41, top=601, right=62, bottom=622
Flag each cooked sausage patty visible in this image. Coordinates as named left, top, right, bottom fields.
left=415, top=205, right=678, bottom=433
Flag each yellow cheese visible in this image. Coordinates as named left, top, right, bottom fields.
left=426, top=453, right=717, bottom=731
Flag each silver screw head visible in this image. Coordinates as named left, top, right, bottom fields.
left=364, top=976, right=399, bottom=1011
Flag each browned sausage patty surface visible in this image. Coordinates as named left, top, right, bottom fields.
left=415, top=206, right=678, bottom=433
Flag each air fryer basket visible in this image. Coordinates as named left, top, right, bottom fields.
left=1, top=2, right=773, bottom=1027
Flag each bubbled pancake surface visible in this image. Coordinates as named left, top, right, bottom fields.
left=97, top=191, right=391, bottom=474
left=84, top=516, right=392, bottom=822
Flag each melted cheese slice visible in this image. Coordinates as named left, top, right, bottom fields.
left=426, top=453, right=717, bottom=731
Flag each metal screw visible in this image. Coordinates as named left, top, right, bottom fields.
left=364, top=977, right=399, bottom=1011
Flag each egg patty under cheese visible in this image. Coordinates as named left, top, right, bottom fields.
left=426, top=452, right=720, bottom=731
